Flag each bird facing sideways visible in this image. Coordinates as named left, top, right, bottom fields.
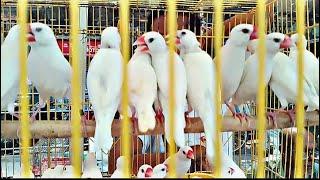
left=134, top=31, right=188, bottom=148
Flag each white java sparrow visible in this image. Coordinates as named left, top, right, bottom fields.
left=163, top=146, right=194, bottom=178
left=87, top=27, right=124, bottom=153
left=175, top=29, right=216, bottom=167
left=137, top=164, right=153, bottom=178
left=1, top=25, right=22, bottom=119
left=27, top=22, right=72, bottom=121
left=289, top=33, right=319, bottom=95
left=128, top=44, right=157, bottom=133
left=219, top=24, right=258, bottom=121
left=134, top=31, right=188, bottom=147
left=232, top=32, right=292, bottom=126
left=41, top=165, right=66, bottom=178
left=110, top=156, right=127, bottom=178
left=248, top=39, right=319, bottom=124
left=220, top=152, right=246, bottom=178
left=81, top=152, right=102, bottom=178
left=151, top=164, right=167, bottom=178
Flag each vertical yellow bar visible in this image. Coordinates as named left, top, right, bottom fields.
left=70, top=0, right=81, bottom=177
left=256, top=0, right=266, bottom=178
left=167, top=0, right=177, bottom=178
left=120, top=0, right=131, bottom=177
left=17, top=0, right=31, bottom=177
left=294, top=0, right=305, bottom=178
left=213, top=0, right=223, bottom=177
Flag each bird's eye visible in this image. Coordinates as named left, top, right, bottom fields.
left=148, top=38, right=154, bottom=43
left=242, top=28, right=249, bottom=34
left=181, top=31, right=186, bottom=35
left=141, top=169, right=145, bottom=173
left=273, top=38, right=280, bottom=43
left=161, top=168, right=165, bottom=171
left=182, top=151, right=185, bottom=154
left=35, top=27, right=42, bottom=32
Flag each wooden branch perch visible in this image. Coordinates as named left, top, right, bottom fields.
left=1, top=111, right=318, bottom=139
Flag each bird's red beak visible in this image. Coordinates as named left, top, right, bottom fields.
left=175, top=37, right=181, bottom=45
left=27, top=24, right=36, bottom=42
left=250, top=26, right=258, bottom=40
left=164, top=164, right=169, bottom=172
left=145, top=167, right=153, bottom=177
left=186, top=150, right=194, bottom=160
left=135, top=36, right=149, bottom=52
left=280, top=36, right=292, bottom=49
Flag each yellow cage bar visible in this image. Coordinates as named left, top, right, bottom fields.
left=256, top=0, right=266, bottom=178
left=294, top=0, right=305, bottom=178
left=167, top=0, right=177, bottom=178
left=213, top=0, right=223, bottom=178
left=70, top=0, right=81, bottom=177
left=17, top=0, right=31, bottom=177
left=120, top=0, right=131, bottom=177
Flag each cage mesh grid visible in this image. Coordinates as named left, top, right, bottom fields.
left=1, top=0, right=319, bottom=178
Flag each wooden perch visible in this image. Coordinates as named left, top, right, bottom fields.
left=1, top=111, right=318, bottom=139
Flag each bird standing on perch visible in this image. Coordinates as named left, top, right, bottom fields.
left=27, top=23, right=72, bottom=121
left=134, top=31, right=188, bottom=148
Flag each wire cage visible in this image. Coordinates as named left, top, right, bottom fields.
left=1, top=0, right=319, bottom=178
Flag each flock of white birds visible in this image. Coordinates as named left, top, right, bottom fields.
left=1, top=21, right=318, bottom=178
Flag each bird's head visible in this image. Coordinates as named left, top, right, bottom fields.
left=27, top=22, right=56, bottom=46
left=153, top=163, right=168, bottom=177
left=175, top=29, right=201, bottom=51
left=101, top=27, right=121, bottom=49
left=138, top=164, right=153, bottom=178
left=290, top=33, right=307, bottom=50
left=265, top=32, right=292, bottom=53
left=178, top=146, right=194, bottom=160
left=229, top=24, right=258, bottom=46
left=116, top=156, right=127, bottom=169
left=133, top=31, right=167, bottom=54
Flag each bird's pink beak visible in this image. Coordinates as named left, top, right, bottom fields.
left=280, top=36, right=292, bottom=49
left=175, top=37, right=181, bottom=45
left=186, top=150, right=194, bottom=160
left=250, top=26, right=258, bottom=40
left=145, top=167, right=153, bottom=177
left=164, top=164, right=169, bottom=172
left=27, top=24, right=36, bottom=43
left=134, top=36, right=149, bottom=52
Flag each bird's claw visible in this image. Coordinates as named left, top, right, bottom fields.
left=233, top=112, right=249, bottom=126
left=266, top=111, right=278, bottom=128
left=285, top=109, right=296, bottom=126
left=130, top=116, right=139, bottom=135
left=155, top=109, right=164, bottom=124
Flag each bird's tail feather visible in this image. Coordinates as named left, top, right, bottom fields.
left=94, top=111, right=116, bottom=153
left=137, top=106, right=156, bottom=133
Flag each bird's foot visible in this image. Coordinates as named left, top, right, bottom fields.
left=266, top=111, right=278, bottom=128
left=285, top=109, right=296, bottom=126
left=81, top=113, right=88, bottom=137
left=131, top=116, right=139, bottom=135
left=233, top=112, right=249, bottom=126
left=184, top=111, right=192, bottom=127
left=155, top=109, right=164, bottom=124
left=10, top=113, right=20, bottom=120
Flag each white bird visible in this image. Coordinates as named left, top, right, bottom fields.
left=175, top=29, right=216, bottom=167
left=127, top=44, right=157, bottom=133
left=27, top=22, right=72, bottom=121
left=42, top=165, right=66, bottom=178
left=289, top=33, right=319, bottom=95
left=248, top=39, right=319, bottom=124
left=163, top=146, right=194, bottom=178
left=219, top=24, right=258, bottom=122
left=137, top=164, right=153, bottom=178
left=220, top=152, right=246, bottom=178
left=81, top=152, right=102, bottom=178
left=110, top=156, right=127, bottom=178
left=134, top=31, right=188, bottom=147
left=1, top=25, right=22, bottom=119
left=61, top=165, right=76, bottom=178
left=87, top=27, right=124, bottom=153
left=232, top=32, right=292, bottom=126
left=151, top=164, right=167, bottom=178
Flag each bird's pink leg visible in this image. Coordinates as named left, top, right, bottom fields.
left=30, top=106, right=41, bottom=122
left=130, top=109, right=138, bottom=135
left=155, top=108, right=164, bottom=124
left=225, top=101, right=248, bottom=125
left=266, top=111, right=278, bottom=128
left=285, top=108, right=296, bottom=125
left=184, top=104, right=193, bottom=126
